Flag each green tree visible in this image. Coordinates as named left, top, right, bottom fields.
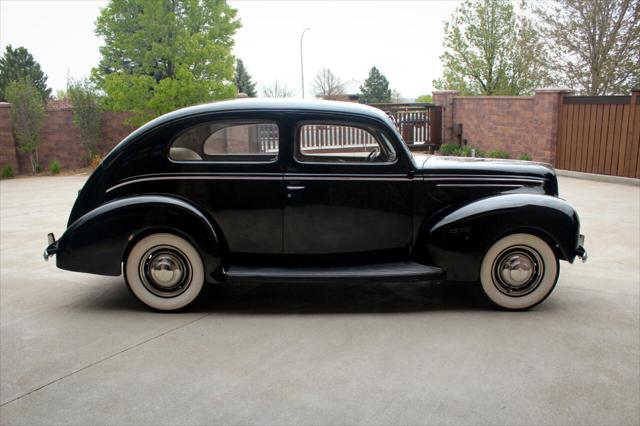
left=0, top=45, right=51, bottom=101
left=235, top=58, right=257, bottom=97
left=5, top=80, right=47, bottom=173
left=67, top=78, right=103, bottom=161
left=536, top=0, right=639, bottom=95
left=359, top=66, right=391, bottom=103
left=433, top=0, right=548, bottom=95
left=93, top=0, right=241, bottom=126
left=415, top=94, right=433, bottom=103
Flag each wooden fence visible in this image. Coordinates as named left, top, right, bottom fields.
left=557, top=94, right=640, bottom=178
left=258, top=103, right=443, bottom=153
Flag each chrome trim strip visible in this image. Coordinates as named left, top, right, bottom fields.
left=425, top=177, right=543, bottom=183
left=106, top=175, right=283, bottom=193
left=106, top=172, right=544, bottom=193
left=435, top=184, right=525, bottom=188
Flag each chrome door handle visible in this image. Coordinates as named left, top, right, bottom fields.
left=286, top=185, right=306, bottom=191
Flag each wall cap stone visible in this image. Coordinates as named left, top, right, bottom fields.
left=534, top=87, right=573, bottom=94
left=0, top=102, right=10, bottom=108
left=432, top=90, right=460, bottom=95
left=454, top=96, right=534, bottom=100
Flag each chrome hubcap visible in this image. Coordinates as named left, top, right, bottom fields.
left=149, top=254, right=183, bottom=289
left=492, top=245, right=544, bottom=297
left=139, top=245, right=192, bottom=298
left=500, top=254, right=534, bottom=286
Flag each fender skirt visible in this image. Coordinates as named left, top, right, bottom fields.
left=426, top=194, right=580, bottom=282
left=55, top=195, right=221, bottom=279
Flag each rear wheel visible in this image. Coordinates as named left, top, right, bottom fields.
left=480, top=233, right=559, bottom=310
left=125, top=233, right=204, bottom=311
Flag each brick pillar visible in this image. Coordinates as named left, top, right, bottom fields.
left=432, top=90, right=459, bottom=144
left=0, top=102, right=19, bottom=173
left=532, top=87, right=573, bottom=165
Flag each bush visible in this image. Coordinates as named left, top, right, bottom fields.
left=67, top=78, right=102, bottom=162
left=5, top=79, right=46, bottom=173
left=89, top=154, right=102, bottom=169
left=1, top=165, right=14, bottom=179
left=485, top=150, right=510, bottom=159
left=49, top=160, right=61, bottom=175
left=518, top=153, right=532, bottom=161
left=439, top=143, right=462, bottom=156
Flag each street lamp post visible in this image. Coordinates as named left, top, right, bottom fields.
left=300, top=27, right=310, bottom=99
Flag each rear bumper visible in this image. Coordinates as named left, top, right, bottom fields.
left=576, top=234, right=587, bottom=263
left=43, top=233, right=58, bottom=261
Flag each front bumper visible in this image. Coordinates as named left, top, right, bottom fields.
left=43, top=233, right=58, bottom=261
left=576, top=234, right=587, bottom=263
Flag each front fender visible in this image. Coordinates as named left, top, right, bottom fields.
left=424, top=194, right=580, bottom=281
left=56, top=195, right=221, bottom=279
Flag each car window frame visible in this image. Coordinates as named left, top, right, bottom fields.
left=293, top=120, right=399, bottom=167
left=167, top=118, right=281, bottom=165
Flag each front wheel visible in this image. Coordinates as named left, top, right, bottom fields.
left=124, top=233, right=205, bottom=311
left=480, top=233, right=559, bottom=310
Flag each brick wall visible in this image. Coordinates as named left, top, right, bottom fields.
left=0, top=103, right=135, bottom=174
left=453, top=96, right=536, bottom=159
left=0, top=103, right=18, bottom=171
left=433, top=88, right=572, bottom=164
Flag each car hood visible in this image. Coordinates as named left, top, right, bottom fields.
left=413, top=154, right=557, bottom=180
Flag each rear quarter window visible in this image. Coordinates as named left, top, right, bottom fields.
left=169, top=121, right=279, bottom=162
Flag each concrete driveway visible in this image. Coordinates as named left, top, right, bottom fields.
left=0, top=174, right=638, bottom=425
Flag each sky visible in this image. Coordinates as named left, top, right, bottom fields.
left=0, top=0, right=461, bottom=99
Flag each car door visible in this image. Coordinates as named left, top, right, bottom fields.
left=283, top=116, right=413, bottom=262
left=166, top=113, right=284, bottom=257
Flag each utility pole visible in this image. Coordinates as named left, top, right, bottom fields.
left=300, top=27, right=310, bottom=98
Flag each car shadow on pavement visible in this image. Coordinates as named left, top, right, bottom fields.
left=81, top=279, right=499, bottom=314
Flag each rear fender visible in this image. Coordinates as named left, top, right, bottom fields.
left=56, top=195, right=222, bottom=280
left=421, top=194, right=580, bottom=281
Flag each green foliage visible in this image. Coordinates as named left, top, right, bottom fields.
left=67, top=78, right=102, bottom=161
left=415, top=94, right=433, bottom=103
left=0, top=45, right=51, bottom=101
left=50, top=160, right=61, bottom=175
left=434, top=0, right=548, bottom=95
left=235, top=58, right=257, bottom=97
left=438, top=143, right=511, bottom=159
left=359, top=66, right=391, bottom=103
left=485, top=150, right=510, bottom=159
left=93, top=0, right=241, bottom=126
left=5, top=80, right=46, bottom=173
left=439, top=143, right=463, bottom=156
left=1, top=165, right=14, bottom=179
left=536, top=0, right=639, bottom=95
left=518, top=153, right=532, bottom=161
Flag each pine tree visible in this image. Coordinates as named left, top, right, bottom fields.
left=235, top=59, right=257, bottom=97
left=0, top=45, right=51, bottom=101
left=359, top=67, right=391, bottom=103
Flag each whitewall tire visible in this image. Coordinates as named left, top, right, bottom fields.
left=125, top=233, right=205, bottom=311
left=480, top=233, right=559, bottom=310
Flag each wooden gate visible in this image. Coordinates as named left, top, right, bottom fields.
left=556, top=93, right=640, bottom=178
left=369, top=103, right=442, bottom=150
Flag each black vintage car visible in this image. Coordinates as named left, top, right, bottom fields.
left=44, top=99, right=586, bottom=311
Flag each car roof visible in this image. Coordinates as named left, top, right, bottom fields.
left=149, top=98, right=390, bottom=126
left=103, top=99, right=398, bottom=166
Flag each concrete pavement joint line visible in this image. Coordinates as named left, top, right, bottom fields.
left=0, top=312, right=211, bottom=407
left=560, top=285, right=639, bottom=297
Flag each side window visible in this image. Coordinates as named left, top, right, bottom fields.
left=170, top=121, right=279, bottom=162
left=296, top=123, right=396, bottom=164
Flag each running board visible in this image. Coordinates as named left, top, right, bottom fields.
left=224, top=262, right=445, bottom=284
